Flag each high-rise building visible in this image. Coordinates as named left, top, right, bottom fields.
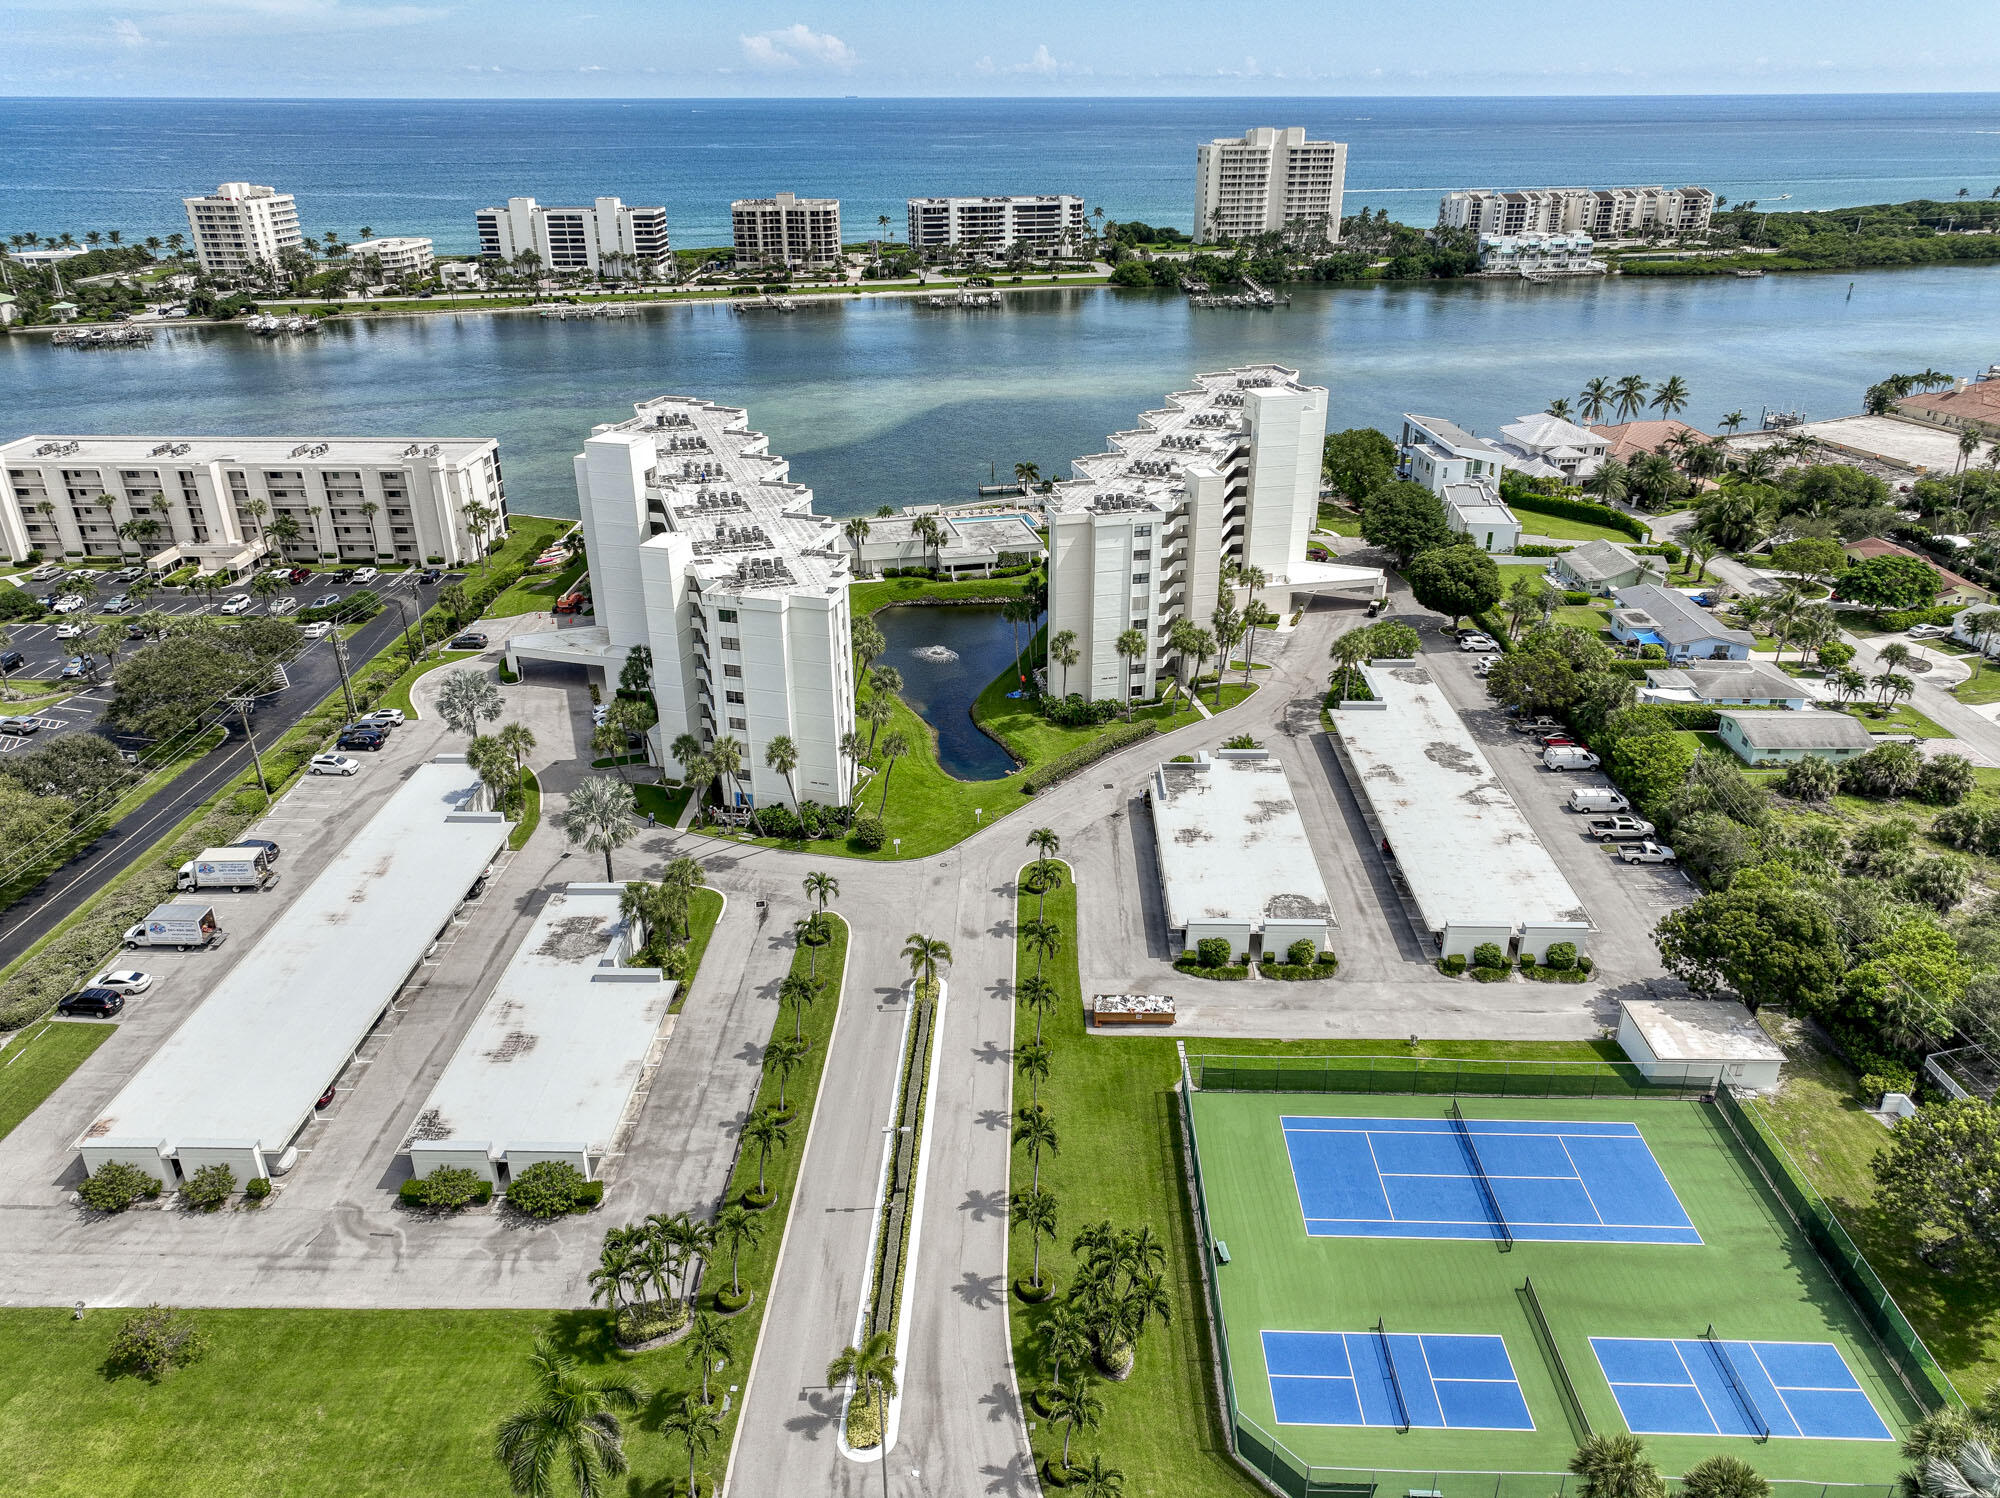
left=904, top=195, right=1085, bottom=254
left=0, top=435, right=504, bottom=568
left=181, top=182, right=304, bottom=275
left=474, top=197, right=670, bottom=273
left=731, top=193, right=843, bottom=269
left=1438, top=186, right=1714, bottom=238
left=1194, top=128, right=1347, bottom=243
left=507, top=397, right=857, bottom=813
left=345, top=236, right=435, bottom=280
left=1043, top=366, right=1332, bottom=704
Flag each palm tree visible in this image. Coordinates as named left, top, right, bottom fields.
left=497, top=721, right=537, bottom=780
left=1027, top=858, right=1065, bottom=922
left=861, top=692, right=895, bottom=755
left=1613, top=375, right=1650, bottom=421
left=911, top=513, right=945, bottom=572
left=1585, top=458, right=1631, bottom=508
left=1011, top=1184, right=1058, bottom=1288
left=1577, top=377, right=1614, bottom=423
left=1002, top=595, right=1037, bottom=682
left=763, top=734, right=800, bottom=810
left=1044, top=1377, right=1103, bottom=1472
left=1329, top=628, right=1371, bottom=700
left=762, top=1035, right=810, bottom=1111
left=827, top=1332, right=899, bottom=1455
left=868, top=663, right=903, bottom=701
left=874, top=730, right=909, bottom=817
left=660, top=1396, right=723, bottom=1498
left=1650, top=374, right=1691, bottom=416
left=588, top=1235, right=636, bottom=1322
left=1069, top=1454, right=1127, bottom=1498
left=1915, top=1440, right=1999, bottom=1498
left=1567, top=1432, right=1666, bottom=1498
left=1114, top=628, right=1147, bottom=719
left=1014, top=460, right=1042, bottom=491
left=802, top=869, right=838, bottom=919
left=1017, top=973, right=1058, bottom=1044
left=1049, top=629, right=1079, bottom=697
left=561, top=775, right=636, bottom=881
left=709, top=733, right=744, bottom=822
left=902, top=932, right=952, bottom=998
left=1679, top=1453, right=1772, bottom=1498
left=851, top=615, right=887, bottom=674
left=1022, top=915, right=1062, bottom=980
left=1720, top=409, right=1746, bottom=435
left=844, top=515, right=872, bottom=575
left=492, top=1334, right=645, bottom=1498
left=778, top=971, right=821, bottom=1040
left=1014, top=1106, right=1060, bottom=1191
left=712, top=1203, right=763, bottom=1300
left=660, top=856, right=706, bottom=940
left=740, top=1107, right=790, bottom=1198
left=1015, top=1040, right=1051, bottom=1107
left=681, top=1311, right=735, bottom=1408
left=1546, top=397, right=1574, bottom=420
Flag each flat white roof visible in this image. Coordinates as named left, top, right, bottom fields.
left=1334, top=664, right=1591, bottom=934
left=82, top=759, right=507, bottom=1159
left=1, top=434, right=497, bottom=466
left=1621, top=999, right=1784, bottom=1064
left=407, top=884, right=674, bottom=1160
left=1149, top=751, right=1333, bottom=933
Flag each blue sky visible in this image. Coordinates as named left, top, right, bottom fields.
left=6, top=1, right=1999, bottom=97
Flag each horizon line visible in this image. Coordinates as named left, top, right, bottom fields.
left=3, top=89, right=2000, bottom=104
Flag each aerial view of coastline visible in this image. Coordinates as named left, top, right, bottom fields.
left=2, top=5, right=1998, bottom=1497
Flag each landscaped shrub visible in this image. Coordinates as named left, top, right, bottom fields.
left=401, top=1166, right=492, bottom=1210
left=1875, top=604, right=1962, bottom=631
left=1859, top=1066, right=1916, bottom=1102
left=1286, top=938, right=1317, bottom=967
left=1503, top=488, right=1648, bottom=541
left=1917, top=754, right=1975, bottom=806
left=1195, top=937, right=1232, bottom=969
left=757, top=804, right=804, bottom=841
left=179, top=1162, right=236, bottom=1212
left=1019, top=720, right=1158, bottom=795
left=1779, top=756, right=1839, bottom=804
left=1512, top=543, right=1572, bottom=558
left=104, top=1306, right=208, bottom=1381
left=1440, top=953, right=1467, bottom=975
left=1043, top=692, right=1119, bottom=728
left=1472, top=942, right=1508, bottom=972
left=244, top=1176, right=272, bottom=1203
left=78, top=1161, right=163, bottom=1213
left=1562, top=590, right=1592, bottom=606
left=1638, top=643, right=1667, bottom=661
left=849, top=814, right=887, bottom=851
left=1224, top=733, right=1263, bottom=750
left=506, top=1160, right=594, bottom=1218
left=1543, top=942, right=1577, bottom=971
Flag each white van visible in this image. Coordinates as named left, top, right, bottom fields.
left=1566, top=787, right=1629, bottom=814
left=1543, top=745, right=1602, bottom=772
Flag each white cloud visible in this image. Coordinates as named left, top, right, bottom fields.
left=113, top=17, right=148, bottom=45
left=982, top=43, right=1085, bottom=78
left=579, top=64, right=605, bottom=72
left=739, top=23, right=855, bottom=71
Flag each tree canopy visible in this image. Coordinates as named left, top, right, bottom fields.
left=1874, top=1098, right=2000, bottom=1271
left=1653, top=876, right=1842, bottom=1015
left=1406, top=544, right=1502, bottom=626
left=1833, top=553, right=1942, bottom=610
left=1359, top=481, right=1453, bottom=569
left=1321, top=427, right=1396, bottom=505
left=105, top=620, right=301, bottom=741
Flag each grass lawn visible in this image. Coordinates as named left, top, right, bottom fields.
left=1514, top=512, right=1634, bottom=544
left=380, top=650, right=478, bottom=718
left=849, top=572, right=1034, bottom=618
left=1552, top=603, right=1613, bottom=635
left=632, top=783, right=691, bottom=827
left=488, top=554, right=582, bottom=618
left=1750, top=1012, right=1998, bottom=1399
left=1837, top=701, right=1954, bottom=739
left=1314, top=505, right=1364, bottom=538
left=0, top=1020, right=113, bottom=1142
left=1953, top=660, right=2000, bottom=705
left=667, top=887, right=724, bottom=1014
left=506, top=768, right=540, bottom=852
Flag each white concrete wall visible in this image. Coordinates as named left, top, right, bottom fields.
left=176, top=1141, right=268, bottom=1184
left=1263, top=919, right=1330, bottom=958
left=1439, top=921, right=1517, bottom=961
left=576, top=434, right=656, bottom=654
left=1184, top=919, right=1252, bottom=956
left=80, top=1139, right=171, bottom=1180
left=1243, top=384, right=1327, bottom=579
left=504, top=1145, right=594, bottom=1182
left=1519, top=921, right=1591, bottom=963
left=411, top=1142, right=499, bottom=1185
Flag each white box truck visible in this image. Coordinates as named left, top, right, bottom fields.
left=174, top=845, right=277, bottom=893
left=123, top=902, right=224, bottom=951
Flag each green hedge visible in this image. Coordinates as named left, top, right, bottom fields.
left=1505, top=490, right=1648, bottom=542
left=1513, top=543, right=1572, bottom=558
left=1019, top=719, right=1158, bottom=795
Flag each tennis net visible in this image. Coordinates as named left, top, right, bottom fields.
left=1448, top=1101, right=1513, bottom=1250
left=1375, top=1319, right=1411, bottom=1433
left=1703, top=1325, right=1771, bottom=1442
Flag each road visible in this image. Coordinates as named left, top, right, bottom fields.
left=0, top=573, right=457, bottom=969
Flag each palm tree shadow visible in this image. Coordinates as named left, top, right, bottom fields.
left=540, top=1308, right=618, bottom=1362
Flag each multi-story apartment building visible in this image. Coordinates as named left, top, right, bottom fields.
left=509, top=397, right=857, bottom=814
left=731, top=193, right=843, bottom=269
left=1439, top=186, right=1715, bottom=238
left=346, top=236, right=435, bottom=280
left=181, top=182, right=304, bottom=275
left=1475, top=231, right=1601, bottom=275
left=0, top=436, right=504, bottom=568
left=1398, top=414, right=1509, bottom=493
left=904, top=195, right=1085, bottom=254
left=1044, top=366, right=1329, bottom=705
left=474, top=197, right=670, bottom=274
left=1194, top=128, right=1348, bottom=243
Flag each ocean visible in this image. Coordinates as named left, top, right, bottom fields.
left=2, top=94, right=1998, bottom=251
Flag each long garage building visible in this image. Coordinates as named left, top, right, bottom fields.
left=78, top=757, right=507, bottom=1184
left=404, top=883, right=674, bottom=1186
left=1328, top=661, right=1593, bottom=961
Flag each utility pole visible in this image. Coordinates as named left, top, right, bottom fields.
left=329, top=628, right=357, bottom=720
left=230, top=697, right=269, bottom=798
left=391, top=594, right=422, bottom=667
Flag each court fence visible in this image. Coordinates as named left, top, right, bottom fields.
left=1172, top=1044, right=1922, bottom=1498
left=1189, top=1053, right=1715, bottom=1100
left=1713, top=1084, right=1965, bottom=1415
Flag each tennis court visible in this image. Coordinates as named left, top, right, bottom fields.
left=1262, top=1330, right=1535, bottom=1431
left=1281, top=1113, right=1701, bottom=1245
left=1590, top=1337, right=1895, bottom=1442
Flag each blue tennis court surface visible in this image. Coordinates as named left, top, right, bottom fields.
left=1263, top=1330, right=1535, bottom=1430
left=1591, top=1337, right=1894, bottom=1441
left=1281, top=1115, right=1701, bottom=1245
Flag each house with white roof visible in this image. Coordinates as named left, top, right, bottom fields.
left=1492, top=413, right=1610, bottom=481
left=1641, top=659, right=1811, bottom=710
left=1609, top=584, right=1753, bottom=662
left=1439, top=479, right=1519, bottom=554
left=1397, top=414, right=1508, bottom=495
left=1715, top=709, right=1873, bottom=766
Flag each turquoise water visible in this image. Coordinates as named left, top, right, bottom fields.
left=5, top=267, right=1998, bottom=518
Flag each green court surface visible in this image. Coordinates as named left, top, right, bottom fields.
left=1186, top=1090, right=1923, bottom=1490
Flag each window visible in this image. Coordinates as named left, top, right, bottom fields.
left=716, top=608, right=738, bottom=622
left=729, top=717, right=748, bottom=730
left=719, top=635, right=742, bottom=651
left=1132, top=619, right=1147, bottom=632
left=723, top=664, right=743, bottom=678
left=1132, top=549, right=1151, bottom=561
left=1134, top=524, right=1152, bottom=536
left=1131, top=572, right=1149, bottom=585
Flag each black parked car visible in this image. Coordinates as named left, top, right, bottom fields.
left=58, top=988, right=124, bottom=1018
left=0, top=650, right=24, bottom=672
left=418, top=567, right=444, bottom=584
left=337, top=727, right=388, bottom=751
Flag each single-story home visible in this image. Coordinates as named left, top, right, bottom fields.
left=1896, top=378, right=2000, bottom=442
left=1951, top=604, right=2000, bottom=656
left=1715, top=708, right=1873, bottom=766
left=1640, top=659, right=1811, bottom=710
left=1440, top=479, right=1519, bottom=554
left=1590, top=419, right=1712, bottom=465
left=1845, top=537, right=1989, bottom=606
left=1609, top=584, right=1754, bottom=662
left=1552, top=539, right=1663, bottom=596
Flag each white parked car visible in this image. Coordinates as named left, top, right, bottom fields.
left=219, top=594, right=253, bottom=615
left=1618, top=841, right=1678, bottom=865
left=591, top=703, right=611, bottom=725
left=1457, top=633, right=1500, bottom=653
left=1906, top=624, right=1953, bottom=640
left=301, top=621, right=333, bottom=639
left=55, top=622, right=84, bottom=640
left=1474, top=655, right=1499, bottom=677
left=350, top=566, right=380, bottom=585
left=309, top=753, right=359, bottom=776
left=269, top=597, right=300, bottom=616
left=52, top=596, right=87, bottom=615
left=358, top=707, right=406, bottom=727
left=88, top=969, right=154, bottom=994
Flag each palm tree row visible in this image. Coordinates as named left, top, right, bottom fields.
left=1554, top=373, right=1694, bottom=425
left=617, top=855, right=709, bottom=976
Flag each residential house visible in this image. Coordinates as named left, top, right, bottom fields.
left=1440, top=480, right=1519, bottom=554
left=1491, top=413, right=1609, bottom=481
left=1590, top=419, right=1710, bottom=465
left=1715, top=709, right=1872, bottom=766
left=1552, top=539, right=1663, bottom=596
left=1949, top=604, right=2000, bottom=656
left=1398, top=414, right=1507, bottom=494
left=1895, top=379, right=2000, bottom=442
left=1845, top=537, right=1988, bottom=607
left=1609, top=584, right=1752, bottom=662
left=1641, top=660, right=1811, bottom=711
left=849, top=508, right=1044, bottom=577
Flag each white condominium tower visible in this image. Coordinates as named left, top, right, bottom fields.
left=731, top=193, right=843, bottom=268
left=474, top=197, right=670, bottom=273
left=509, top=398, right=857, bottom=813
left=1194, top=128, right=1348, bottom=242
left=181, top=182, right=303, bottom=275
left=0, top=435, right=505, bottom=568
left=1044, top=366, right=1328, bottom=705
left=905, top=195, right=1086, bottom=253
left=1438, top=186, right=1715, bottom=238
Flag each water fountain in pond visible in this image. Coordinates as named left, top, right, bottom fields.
left=910, top=644, right=959, bottom=663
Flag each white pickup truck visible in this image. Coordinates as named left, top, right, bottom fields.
left=1588, top=815, right=1656, bottom=843
left=1617, top=841, right=1677, bottom=865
